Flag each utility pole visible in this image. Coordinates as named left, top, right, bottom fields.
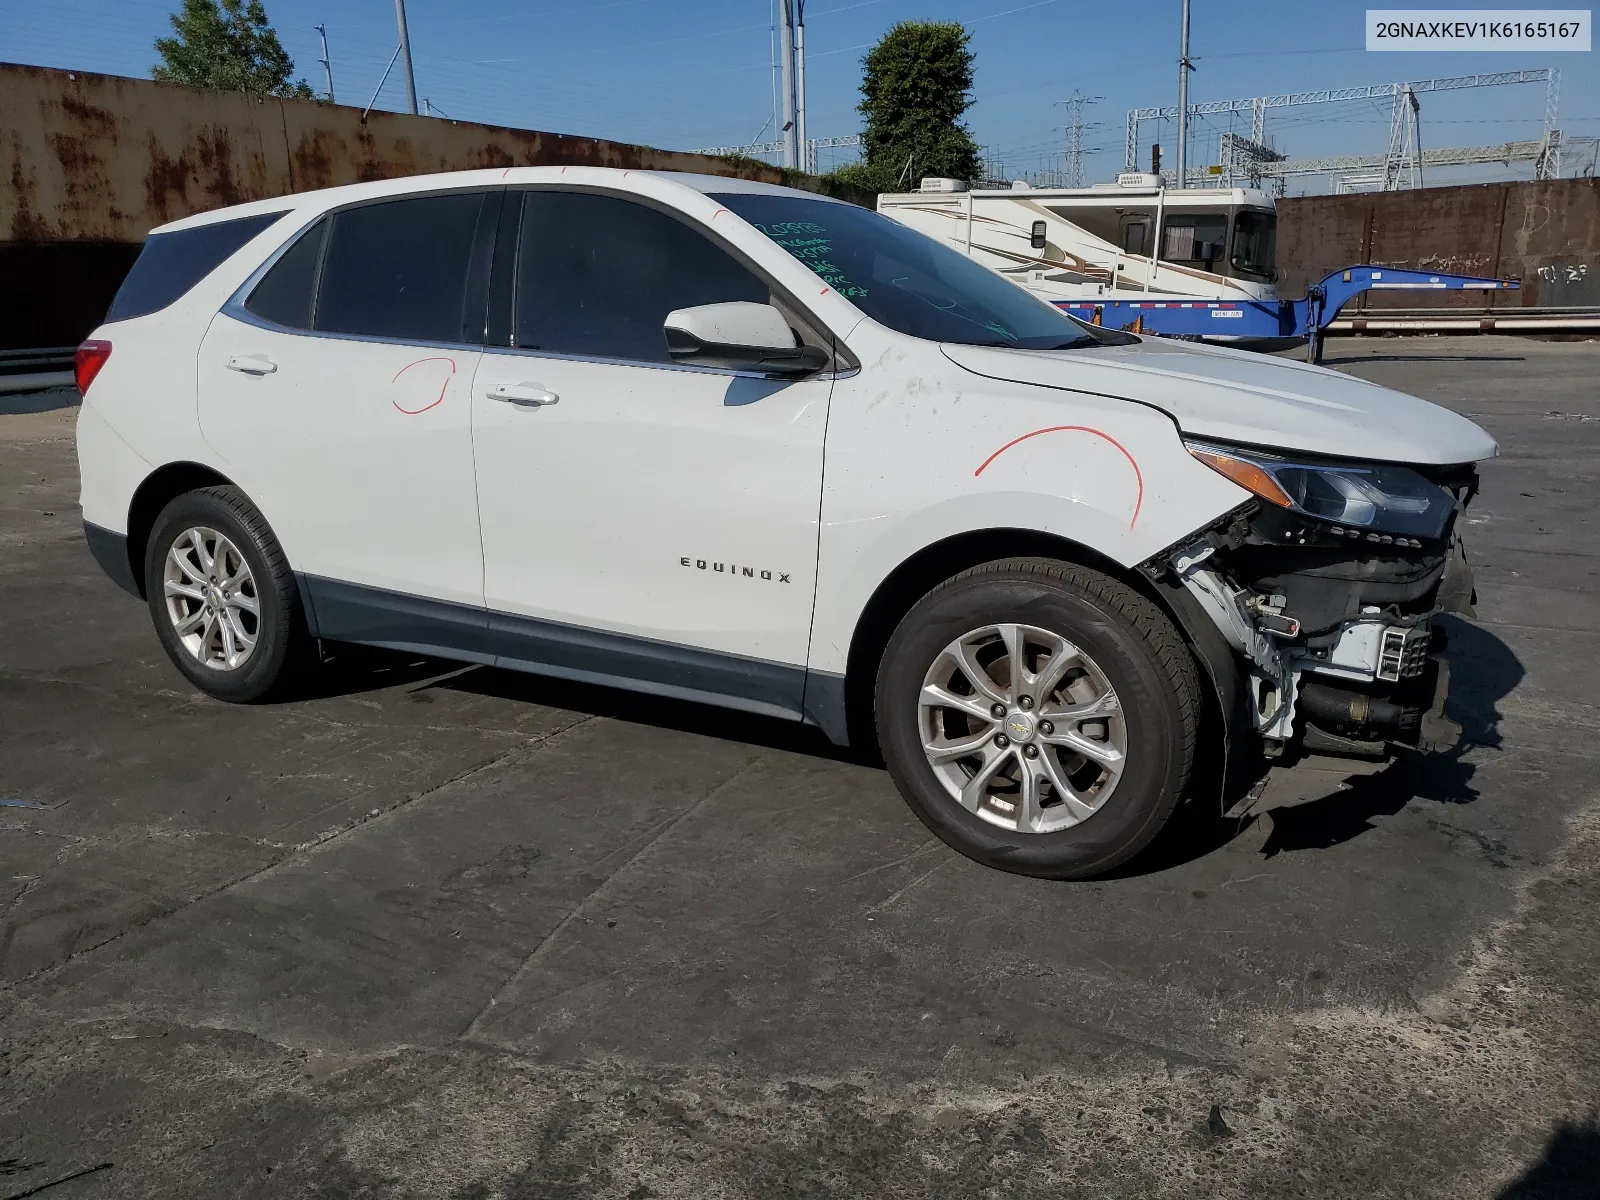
left=795, top=0, right=808, bottom=171
left=394, top=0, right=419, bottom=116
left=1409, top=88, right=1424, bottom=189
left=1175, top=0, right=1193, bottom=188
left=314, top=24, right=335, bottom=104
left=778, top=0, right=797, bottom=168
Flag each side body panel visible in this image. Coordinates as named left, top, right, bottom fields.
left=74, top=209, right=322, bottom=552
left=73, top=305, right=235, bottom=541
left=76, top=398, right=154, bottom=536
left=807, top=322, right=1252, bottom=678
left=197, top=312, right=485, bottom=607
left=471, top=351, right=832, bottom=677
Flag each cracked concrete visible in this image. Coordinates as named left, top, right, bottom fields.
left=2, top=339, right=1598, bottom=1197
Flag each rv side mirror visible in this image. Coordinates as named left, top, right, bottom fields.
left=1030, top=221, right=1047, bottom=251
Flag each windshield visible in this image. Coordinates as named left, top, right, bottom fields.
left=1231, top=210, right=1276, bottom=279
left=711, top=192, right=1131, bottom=349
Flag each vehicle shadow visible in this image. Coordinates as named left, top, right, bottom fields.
left=1495, top=1117, right=1600, bottom=1199
left=1105, top=615, right=1524, bottom=876
left=1255, top=615, right=1522, bottom=859
left=0, top=384, right=80, bottom=416
left=294, top=643, right=471, bottom=700
left=302, top=614, right=1522, bottom=875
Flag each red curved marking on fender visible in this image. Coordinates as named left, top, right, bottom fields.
left=390, top=356, right=457, bottom=415
left=973, top=425, right=1144, bottom=528
left=711, top=207, right=727, bottom=221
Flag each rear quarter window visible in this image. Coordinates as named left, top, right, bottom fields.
left=244, top=218, right=329, bottom=330
left=105, top=211, right=288, bottom=323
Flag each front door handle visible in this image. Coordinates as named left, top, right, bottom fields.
left=225, top=354, right=278, bottom=376
left=487, top=382, right=559, bottom=407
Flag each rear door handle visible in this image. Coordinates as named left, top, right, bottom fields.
left=487, top=382, right=559, bottom=407
left=226, top=354, right=277, bottom=376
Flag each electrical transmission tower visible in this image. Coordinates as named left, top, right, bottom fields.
left=1063, top=90, right=1102, bottom=188
left=1382, top=84, right=1423, bottom=190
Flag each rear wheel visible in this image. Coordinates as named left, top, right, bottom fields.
left=875, top=558, right=1200, bottom=879
left=144, top=486, right=311, bottom=702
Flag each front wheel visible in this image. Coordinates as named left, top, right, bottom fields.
left=875, top=558, right=1201, bottom=880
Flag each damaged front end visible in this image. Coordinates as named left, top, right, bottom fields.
left=1145, top=440, right=1482, bottom=771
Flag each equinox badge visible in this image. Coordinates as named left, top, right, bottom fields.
left=680, top=557, right=791, bottom=583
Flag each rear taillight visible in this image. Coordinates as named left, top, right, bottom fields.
left=75, top=340, right=112, bottom=394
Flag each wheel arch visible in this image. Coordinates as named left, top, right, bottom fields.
left=124, top=461, right=239, bottom=598
left=836, top=528, right=1232, bottom=773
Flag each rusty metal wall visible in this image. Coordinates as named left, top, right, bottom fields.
left=1, top=64, right=861, bottom=348
left=1277, top=178, right=1600, bottom=309
left=2, top=63, right=845, bottom=243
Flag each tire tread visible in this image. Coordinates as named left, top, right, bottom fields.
left=874, top=556, right=1202, bottom=878
left=145, top=485, right=309, bottom=702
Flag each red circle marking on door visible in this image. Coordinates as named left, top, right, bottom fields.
left=390, top=356, right=457, bottom=415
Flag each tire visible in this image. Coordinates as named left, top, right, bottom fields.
left=875, top=557, right=1200, bottom=880
left=143, top=485, right=311, bottom=702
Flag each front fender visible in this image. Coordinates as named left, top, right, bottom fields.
left=809, top=403, right=1247, bottom=676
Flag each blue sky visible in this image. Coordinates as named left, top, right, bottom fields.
left=3, top=0, right=1595, bottom=191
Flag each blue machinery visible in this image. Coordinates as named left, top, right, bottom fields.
left=1055, top=266, right=1521, bottom=363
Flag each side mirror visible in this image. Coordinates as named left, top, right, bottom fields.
left=1030, top=220, right=1047, bottom=251
left=663, top=302, right=830, bottom=377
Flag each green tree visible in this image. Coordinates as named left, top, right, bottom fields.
left=827, top=20, right=981, bottom=194
left=153, top=0, right=314, bottom=99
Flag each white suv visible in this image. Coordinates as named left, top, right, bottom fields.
left=76, top=168, right=1494, bottom=878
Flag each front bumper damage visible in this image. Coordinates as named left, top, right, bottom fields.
left=1142, top=473, right=1479, bottom=789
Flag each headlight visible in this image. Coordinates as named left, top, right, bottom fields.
left=1184, top=439, right=1455, bottom=541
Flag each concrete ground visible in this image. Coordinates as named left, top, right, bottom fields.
left=1, top=335, right=1597, bottom=1199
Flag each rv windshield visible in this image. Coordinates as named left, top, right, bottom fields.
left=711, top=193, right=1133, bottom=349
left=1231, top=210, right=1276, bottom=279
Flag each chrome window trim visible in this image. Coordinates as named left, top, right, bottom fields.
left=216, top=299, right=489, bottom=355
left=478, top=341, right=856, bottom=382
left=218, top=299, right=855, bottom=380
left=217, top=182, right=859, bottom=379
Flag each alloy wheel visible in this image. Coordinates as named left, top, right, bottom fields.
left=918, top=623, right=1126, bottom=834
left=162, top=526, right=260, bottom=672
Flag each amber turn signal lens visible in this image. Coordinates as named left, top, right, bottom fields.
left=1187, top=445, right=1294, bottom=509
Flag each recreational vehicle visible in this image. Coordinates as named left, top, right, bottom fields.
left=877, top=173, right=1278, bottom=310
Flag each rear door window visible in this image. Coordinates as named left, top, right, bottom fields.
left=314, top=193, right=492, bottom=343
left=510, top=191, right=769, bottom=363
left=106, top=210, right=287, bottom=322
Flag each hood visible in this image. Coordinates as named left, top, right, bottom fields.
left=941, top=337, right=1497, bottom=465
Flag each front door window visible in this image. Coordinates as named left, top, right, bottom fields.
left=508, top=190, right=770, bottom=361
